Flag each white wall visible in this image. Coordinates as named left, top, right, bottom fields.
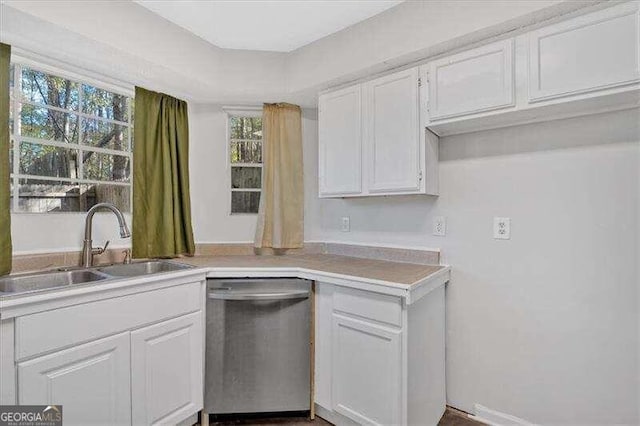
left=305, top=108, right=640, bottom=424
left=3, top=0, right=597, bottom=106
left=10, top=213, right=132, bottom=255
left=285, top=0, right=594, bottom=96
left=1, top=1, right=288, bottom=104
left=188, top=105, right=319, bottom=244
left=188, top=104, right=255, bottom=243
left=1, top=0, right=601, bottom=254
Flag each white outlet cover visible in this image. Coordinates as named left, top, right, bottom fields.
left=433, top=216, right=446, bottom=236
left=493, top=217, right=511, bottom=240
left=341, top=216, right=350, bottom=232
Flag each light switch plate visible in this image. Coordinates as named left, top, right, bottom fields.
left=493, top=217, right=511, bottom=240
left=433, top=216, right=446, bottom=236
left=341, top=216, right=350, bottom=232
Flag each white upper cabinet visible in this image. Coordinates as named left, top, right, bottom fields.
left=365, top=68, right=421, bottom=193
left=318, top=86, right=362, bottom=197
left=428, top=39, right=514, bottom=119
left=528, top=2, right=640, bottom=102
left=422, top=2, right=640, bottom=135
left=318, top=67, right=438, bottom=198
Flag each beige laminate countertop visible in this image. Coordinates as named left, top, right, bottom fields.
left=181, top=254, right=445, bottom=287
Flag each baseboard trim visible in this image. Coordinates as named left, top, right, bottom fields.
left=314, top=404, right=359, bottom=426
left=470, top=404, right=535, bottom=426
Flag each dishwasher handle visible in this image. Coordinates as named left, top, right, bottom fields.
left=208, top=289, right=310, bottom=301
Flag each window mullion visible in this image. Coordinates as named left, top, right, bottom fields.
left=78, top=84, right=84, bottom=182
left=12, top=64, right=22, bottom=212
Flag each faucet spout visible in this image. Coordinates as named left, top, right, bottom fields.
left=82, top=203, right=131, bottom=268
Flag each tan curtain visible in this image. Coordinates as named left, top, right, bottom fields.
left=132, top=87, right=195, bottom=258
left=0, top=43, right=11, bottom=275
left=255, top=103, right=304, bottom=249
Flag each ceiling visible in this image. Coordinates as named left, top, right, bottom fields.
left=135, top=0, right=403, bottom=53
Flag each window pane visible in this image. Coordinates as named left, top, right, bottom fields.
left=231, top=191, right=261, bottom=214
left=231, top=167, right=261, bottom=189
left=82, top=85, right=129, bottom=121
left=82, top=118, right=129, bottom=151
left=230, top=116, right=262, bottom=139
left=17, top=179, right=81, bottom=213
left=21, top=67, right=79, bottom=110
left=230, top=140, right=262, bottom=163
left=16, top=180, right=130, bottom=213
left=20, top=104, right=79, bottom=143
left=81, top=183, right=130, bottom=213
left=20, top=142, right=79, bottom=179
left=83, top=151, right=130, bottom=182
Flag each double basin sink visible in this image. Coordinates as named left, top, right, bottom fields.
left=0, top=260, right=193, bottom=296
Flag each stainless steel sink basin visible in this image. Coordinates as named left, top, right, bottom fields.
left=0, top=261, right=193, bottom=297
left=0, top=270, right=110, bottom=295
left=97, top=260, right=192, bottom=277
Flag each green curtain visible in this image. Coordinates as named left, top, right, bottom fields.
left=132, top=87, right=195, bottom=258
left=0, top=43, right=11, bottom=275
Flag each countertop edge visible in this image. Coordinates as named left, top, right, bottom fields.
left=203, top=264, right=450, bottom=303
left=0, top=261, right=450, bottom=318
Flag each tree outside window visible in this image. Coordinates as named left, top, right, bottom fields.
left=9, top=63, right=133, bottom=213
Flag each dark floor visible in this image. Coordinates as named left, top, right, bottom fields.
left=437, top=408, right=482, bottom=426
left=206, top=407, right=481, bottom=426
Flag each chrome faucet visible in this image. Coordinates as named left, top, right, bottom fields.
left=81, top=203, right=131, bottom=268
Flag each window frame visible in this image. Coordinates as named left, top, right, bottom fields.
left=9, top=57, right=134, bottom=214
left=224, top=106, right=263, bottom=216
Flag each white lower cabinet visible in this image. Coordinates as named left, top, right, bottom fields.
left=8, top=280, right=206, bottom=426
left=332, top=314, right=402, bottom=425
left=131, top=312, right=203, bottom=425
left=315, top=283, right=446, bottom=426
left=18, top=332, right=132, bottom=426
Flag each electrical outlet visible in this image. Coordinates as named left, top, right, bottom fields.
left=341, top=216, right=350, bottom=232
left=433, top=216, right=446, bottom=236
left=493, top=217, right=511, bottom=240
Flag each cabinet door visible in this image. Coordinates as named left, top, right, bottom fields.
left=131, top=312, right=203, bottom=426
left=318, top=85, right=363, bottom=197
left=18, top=332, right=131, bottom=426
left=427, top=39, right=514, bottom=119
left=528, top=2, right=640, bottom=102
left=332, top=313, right=402, bottom=426
left=365, top=68, right=421, bottom=194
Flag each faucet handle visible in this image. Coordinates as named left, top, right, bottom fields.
left=92, top=240, right=110, bottom=255
left=122, top=248, right=132, bottom=264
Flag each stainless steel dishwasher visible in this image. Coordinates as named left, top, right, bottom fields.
left=204, top=278, right=312, bottom=415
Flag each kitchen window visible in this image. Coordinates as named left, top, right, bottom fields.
left=227, top=109, right=262, bottom=214
left=9, top=62, right=133, bottom=213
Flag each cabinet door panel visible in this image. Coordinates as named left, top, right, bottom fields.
left=332, top=314, right=402, bottom=426
left=366, top=68, right=421, bottom=193
left=428, top=39, right=514, bottom=119
left=529, top=2, right=640, bottom=102
left=318, top=86, right=362, bottom=196
left=18, top=332, right=131, bottom=426
left=131, top=312, right=203, bottom=426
